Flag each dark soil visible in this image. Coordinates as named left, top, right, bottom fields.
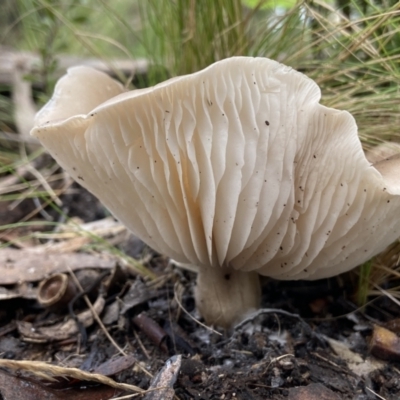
left=1, top=185, right=400, bottom=399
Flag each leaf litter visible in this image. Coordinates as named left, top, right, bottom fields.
left=0, top=177, right=399, bottom=399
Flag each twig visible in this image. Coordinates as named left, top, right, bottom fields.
left=252, top=353, right=294, bottom=371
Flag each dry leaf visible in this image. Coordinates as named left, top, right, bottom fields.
left=0, top=248, right=116, bottom=285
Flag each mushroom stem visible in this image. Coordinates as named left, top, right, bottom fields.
left=194, top=266, right=261, bottom=329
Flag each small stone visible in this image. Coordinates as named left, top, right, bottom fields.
left=369, top=325, right=400, bottom=361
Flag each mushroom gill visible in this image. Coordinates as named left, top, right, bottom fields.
left=31, top=57, right=400, bottom=328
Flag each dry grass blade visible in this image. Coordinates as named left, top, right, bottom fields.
left=366, top=386, right=388, bottom=400
left=361, top=241, right=400, bottom=303
left=68, top=267, right=128, bottom=357
left=0, top=359, right=144, bottom=393
left=173, top=282, right=222, bottom=336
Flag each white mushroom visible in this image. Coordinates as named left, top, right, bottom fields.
left=31, top=57, right=400, bottom=328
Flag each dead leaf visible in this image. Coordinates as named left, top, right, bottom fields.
left=120, top=280, right=155, bottom=314
left=0, top=248, right=116, bottom=285
left=102, top=300, right=120, bottom=325
left=93, top=354, right=137, bottom=376
left=0, top=282, right=37, bottom=300
left=143, top=355, right=182, bottom=400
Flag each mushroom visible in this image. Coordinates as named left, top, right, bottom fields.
left=31, top=57, right=400, bottom=328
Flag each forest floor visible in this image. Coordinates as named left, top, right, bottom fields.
left=0, top=180, right=400, bottom=400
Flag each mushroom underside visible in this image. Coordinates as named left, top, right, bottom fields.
left=30, top=57, right=400, bottom=328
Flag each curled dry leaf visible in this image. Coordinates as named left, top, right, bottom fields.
left=31, top=57, right=400, bottom=328
left=37, top=273, right=78, bottom=309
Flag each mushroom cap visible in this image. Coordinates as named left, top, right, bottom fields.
left=31, top=57, right=400, bottom=280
